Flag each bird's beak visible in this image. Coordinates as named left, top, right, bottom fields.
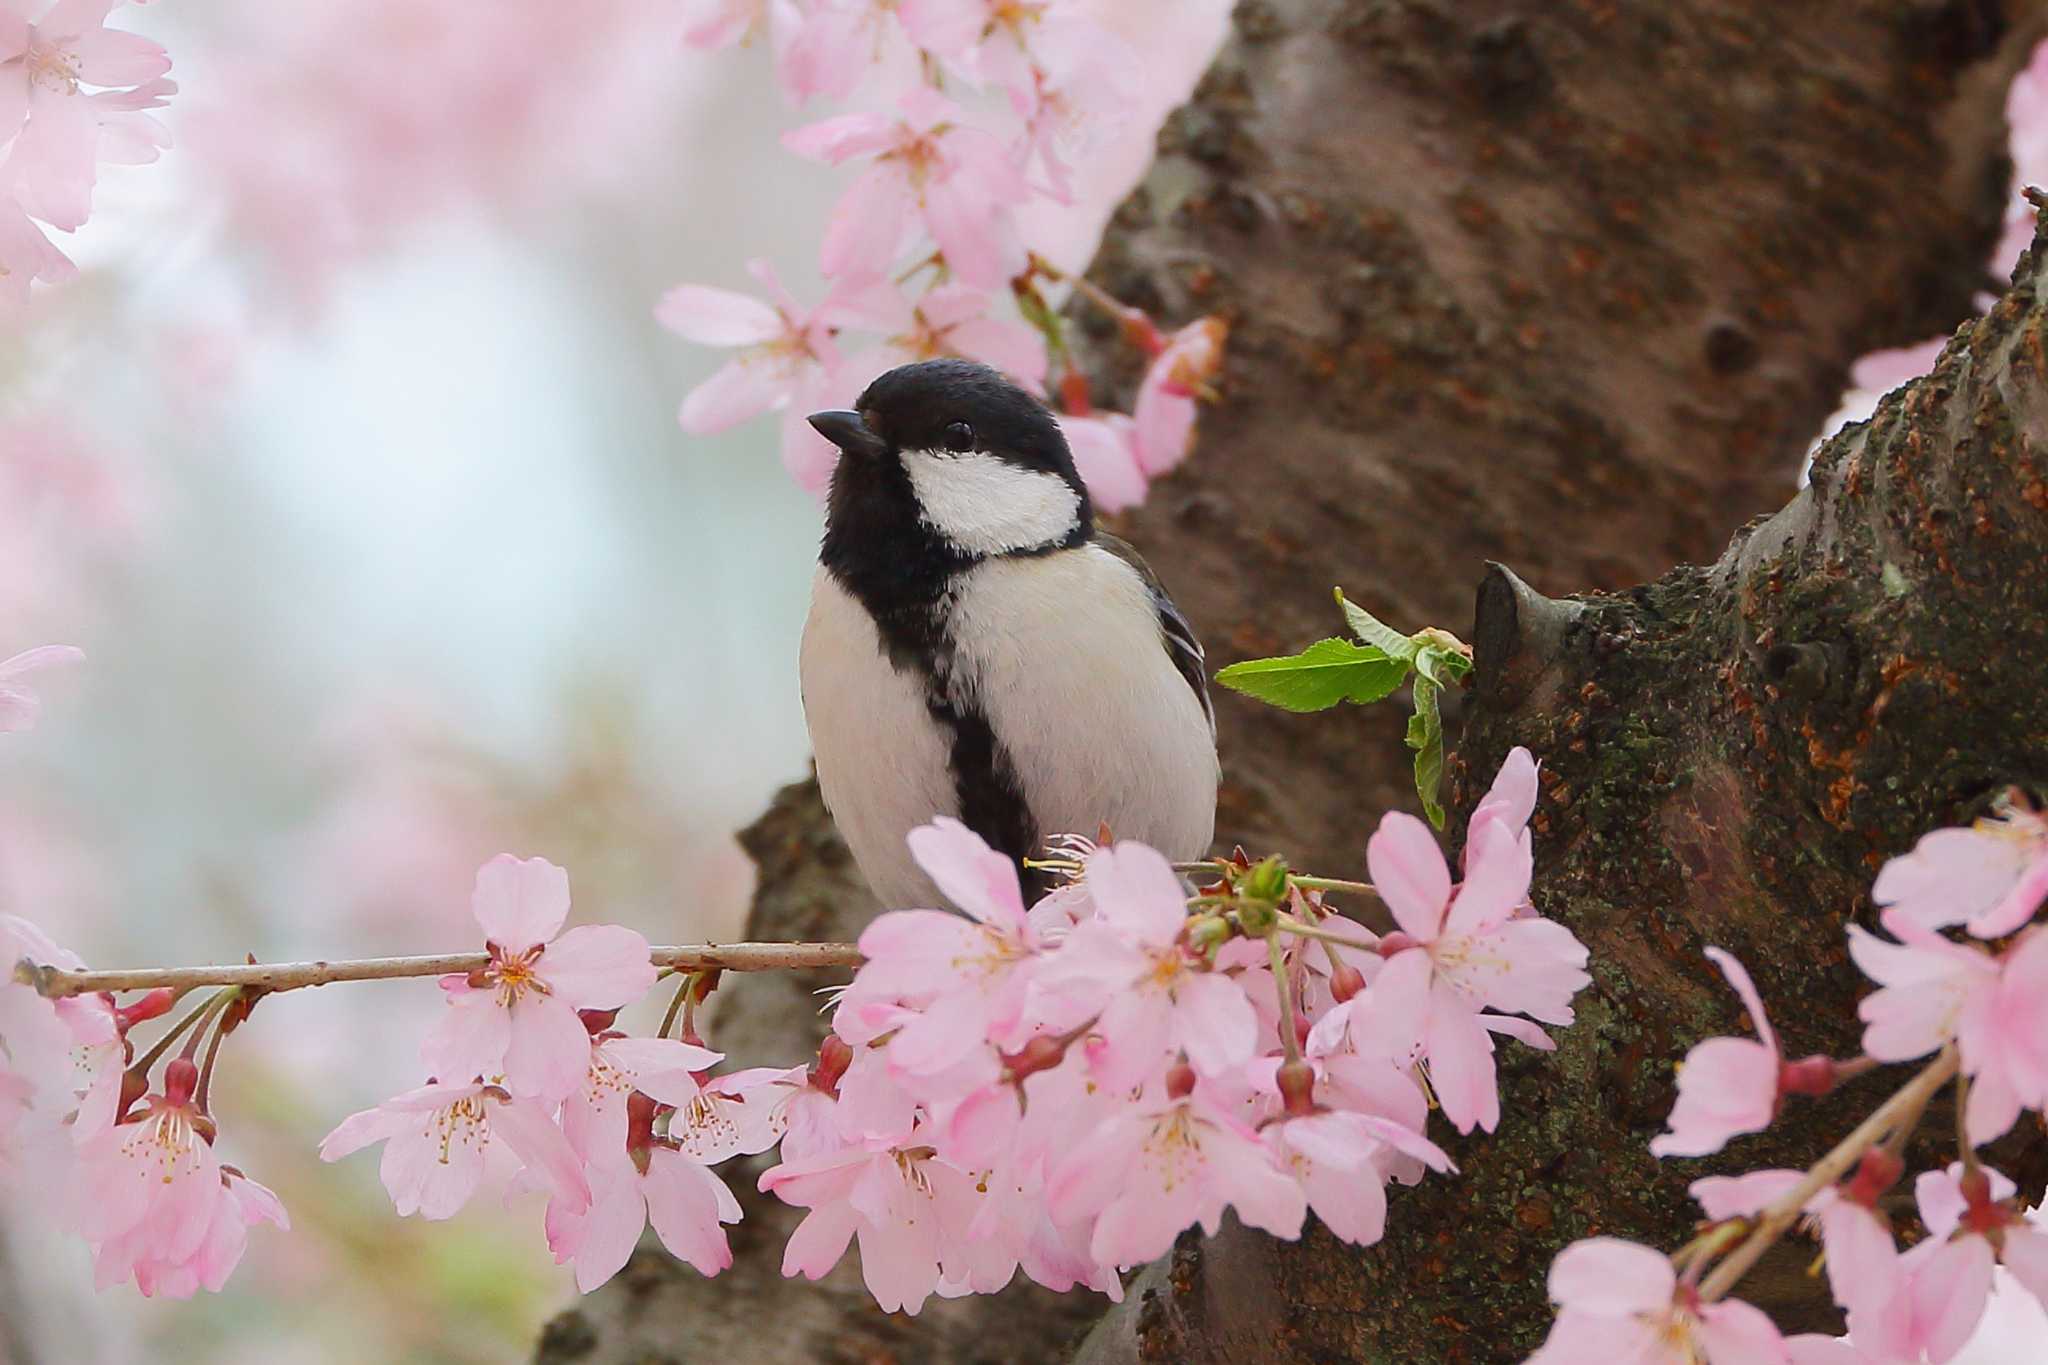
left=806, top=409, right=887, bottom=460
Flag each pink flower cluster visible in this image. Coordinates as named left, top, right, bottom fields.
left=662, top=0, right=1223, bottom=506
left=1, top=915, right=287, bottom=1298
left=760, top=747, right=1588, bottom=1312
left=0, top=0, right=174, bottom=313
left=1530, top=795, right=2048, bottom=1365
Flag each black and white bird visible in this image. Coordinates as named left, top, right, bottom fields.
left=799, top=358, right=1219, bottom=909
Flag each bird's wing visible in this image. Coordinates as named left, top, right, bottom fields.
left=1093, top=530, right=1215, bottom=737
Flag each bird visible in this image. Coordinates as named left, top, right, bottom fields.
left=799, top=357, right=1218, bottom=910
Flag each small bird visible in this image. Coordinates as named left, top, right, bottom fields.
left=800, top=358, right=1218, bottom=909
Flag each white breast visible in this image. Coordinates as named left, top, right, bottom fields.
left=800, top=547, right=1219, bottom=912
left=944, top=545, right=1218, bottom=864
left=800, top=567, right=959, bottom=909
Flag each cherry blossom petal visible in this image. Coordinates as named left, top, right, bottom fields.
left=538, top=924, right=655, bottom=1007
left=1547, top=1236, right=1676, bottom=1316
left=653, top=283, right=786, bottom=345
left=1649, top=1036, right=1778, bottom=1158
left=1367, top=812, right=1452, bottom=940
left=503, top=997, right=598, bottom=1102
left=1695, top=1296, right=1790, bottom=1365
left=491, top=1095, right=590, bottom=1213
left=470, top=855, right=571, bottom=952
left=681, top=356, right=792, bottom=434
left=1425, top=985, right=1499, bottom=1134
left=1704, top=948, right=1778, bottom=1054
left=644, top=1151, right=734, bottom=1275
left=419, top=992, right=512, bottom=1085
left=1082, top=840, right=1189, bottom=946
left=906, top=817, right=1028, bottom=929
left=1171, top=971, right=1257, bottom=1078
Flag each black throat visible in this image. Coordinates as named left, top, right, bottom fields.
left=819, top=452, right=1055, bottom=898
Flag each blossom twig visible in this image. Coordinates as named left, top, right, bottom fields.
left=1696, top=1044, right=1960, bottom=1303
left=15, top=942, right=864, bottom=1001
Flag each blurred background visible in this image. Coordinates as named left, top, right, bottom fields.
left=1, top=3, right=2043, bottom=1362
left=0, top=1, right=1234, bottom=1359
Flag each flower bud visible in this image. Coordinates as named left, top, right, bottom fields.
left=1242, top=855, right=1290, bottom=905
left=1329, top=963, right=1368, bottom=1002
left=1003, top=1035, right=1066, bottom=1082
left=1186, top=914, right=1232, bottom=952
left=812, top=1034, right=854, bottom=1096
left=1843, top=1147, right=1905, bottom=1206
left=1277, top=1059, right=1317, bottom=1118
left=117, top=988, right=177, bottom=1030
left=163, top=1057, right=200, bottom=1107
left=578, top=1008, right=619, bottom=1035
left=1779, top=1054, right=1837, bottom=1096
left=1165, top=1058, right=1197, bottom=1100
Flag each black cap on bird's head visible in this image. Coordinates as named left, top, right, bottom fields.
left=809, top=358, right=1092, bottom=563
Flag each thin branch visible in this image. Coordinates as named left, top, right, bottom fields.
left=1697, top=1045, right=1959, bottom=1303
left=16, top=941, right=864, bottom=1001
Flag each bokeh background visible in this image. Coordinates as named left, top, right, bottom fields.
left=1, top=4, right=2042, bottom=1362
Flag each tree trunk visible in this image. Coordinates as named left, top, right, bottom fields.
left=539, top=2, right=2048, bottom=1361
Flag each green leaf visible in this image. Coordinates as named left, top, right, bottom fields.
left=1407, top=676, right=1447, bottom=828
left=1414, top=640, right=1473, bottom=689
left=1334, top=588, right=1419, bottom=662
left=1215, top=638, right=1411, bottom=712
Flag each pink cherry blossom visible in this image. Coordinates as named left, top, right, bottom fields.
left=762, top=1119, right=988, bottom=1315
left=97, top=1166, right=288, bottom=1299
left=1131, top=317, right=1226, bottom=477
left=1874, top=802, right=2048, bottom=939
left=670, top=1063, right=810, bottom=1163
left=1258, top=1056, right=1452, bottom=1247
left=561, top=1031, right=722, bottom=1164
left=878, top=283, right=1049, bottom=393
left=784, top=85, right=1029, bottom=290
left=777, top=0, right=906, bottom=105
left=71, top=1059, right=221, bottom=1284
left=1651, top=949, right=1783, bottom=1157
left=1688, top=1162, right=1904, bottom=1318
left=1846, top=1233, right=1996, bottom=1365
left=0, top=0, right=172, bottom=232
left=1045, top=1081, right=1307, bottom=1269
left=548, top=1093, right=740, bottom=1291
left=1849, top=918, right=2048, bottom=1142
left=847, top=816, right=1051, bottom=1079
left=1314, top=805, right=1587, bottom=1133
left=0, top=193, right=74, bottom=313
left=1036, top=839, right=1257, bottom=1090
left=1914, top=1162, right=2048, bottom=1318
left=320, top=1078, right=590, bottom=1220
left=420, top=854, right=655, bottom=1102
left=0, top=643, right=83, bottom=732
left=1467, top=745, right=1538, bottom=878
left=657, top=258, right=872, bottom=491
left=1528, top=1237, right=1788, bottom=1365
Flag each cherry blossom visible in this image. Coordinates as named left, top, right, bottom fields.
left=1848, top=918, right=2048, bottom=1141
left=320, top=1079, right=589, bottom=1220
left=1527, top=1237, right=1787, bottom=1365
left=0, top=643, right=83, bottom=731
left=656, top=258, right=858, bottom=492
left=1914, top=1162, right=2048, bottom=1317
left=547, top=1093, right=740, bottom=1291
left=1131, top=317, right=1227, bottom=477
left=421, top=854, right=656, bottom=1103
left=1035, top=839, right=1257, bottom=1090
left=682, top=0, right=799, bottom=53
left=560, top=1029, right=723, bottom=1164
left=1845, top=1233, right=1997, bottom=1365
left=98, top=1166, right=288, bottom=1299
left=670, top=1063, right=809, bottom=1164
left=762, top=1118, right=988, bottom=1315
left=1311, top=796, right=1588, bottom=1133
left=1045, top=1081, right=1306, bottom=1267
left=70, top=1059, right=222, bottom=1286
left=1873, top=801, right=2048, bottom=939
left=0, top=193, right=73, bottom=312
left=784, top=86, right=1029, bottom=290
left=1, top=1, right=171, bottom=224
left=1651, top=949, right=1784, bottom=1157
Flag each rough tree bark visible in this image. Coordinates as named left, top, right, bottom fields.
left=538, top=2, right=2048, bottom=1362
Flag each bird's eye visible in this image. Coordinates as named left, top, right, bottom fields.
left=941, top=421, right=975, bottom=453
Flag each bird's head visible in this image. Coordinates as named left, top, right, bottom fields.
left=809, top=358, right=1092, bottom=562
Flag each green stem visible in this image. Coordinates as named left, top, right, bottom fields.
left=193, top=989, right=241, bottom=1114
left=657, top=972, right=697, bottom=1041
left=126, top=989, right=230, bottom=1082
left=1290, top=876, right=1377, bottom=897
left=1276, top=915, right=1381, bottom=955
left=1268, top=937, right=1303, bottom=1068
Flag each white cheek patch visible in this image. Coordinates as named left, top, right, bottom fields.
left=900, top=448, right=1081, bottom=556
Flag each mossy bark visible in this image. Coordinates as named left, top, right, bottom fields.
left=539, top=1, right=2048, bottom=1362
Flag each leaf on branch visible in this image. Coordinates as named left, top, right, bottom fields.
left=1335, top=588, right=1420, bottom=661
left=1408, top=676, right=1447, bottom=829
left=1215, top=638, right=1409, bottom=712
